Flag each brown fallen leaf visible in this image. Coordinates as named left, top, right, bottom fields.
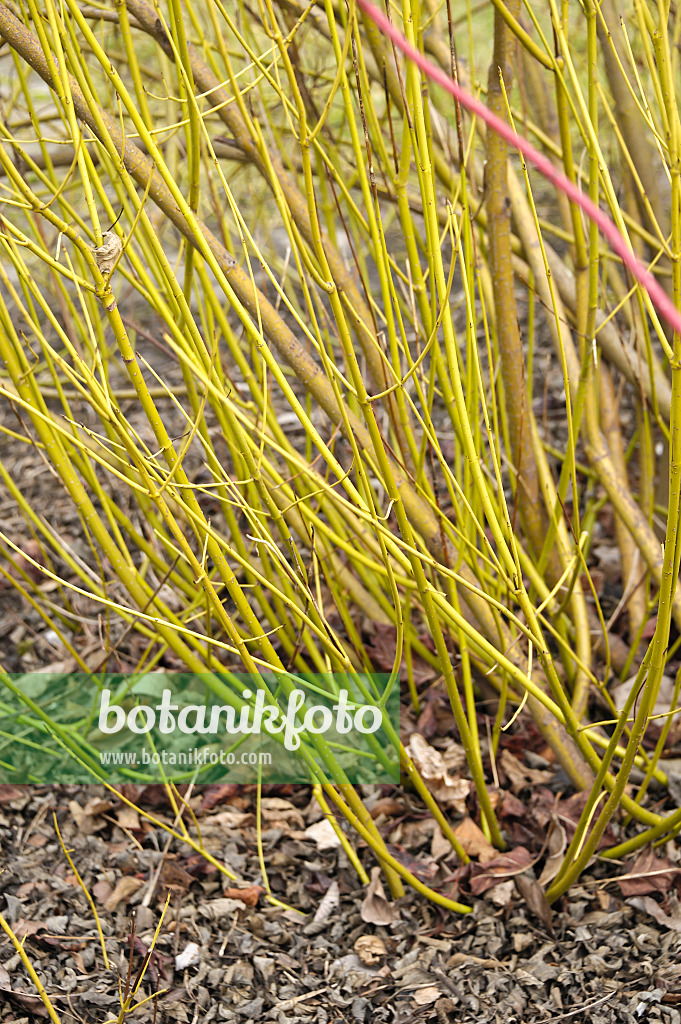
left=68, top=799, right=107, bottom=835
left=388, top=843, right=439, bottom=882
left=0, top=784, right=28, bottom=804
left=259, top=797, right=305, bottom=829
left=201, top=783, right=240, bottom=811
left=556, top=791, right=616, bottom=849
left=499, top=749, right=553, bottom=794
left=453, top=817, right=497, bottom=863
left=183, top=853, right=219, bottom=877
left=159, top=860, right=194, bottom=890
left=406, top=733, right=470, bottom=812
left=629, top=895, right=681, bottom=933
left=13, top=919, right=47, bottom=940
left=115, top=804, right=141, bottom=831
left=161, top=987, right=190, bottom=1005
left=15, top=881, right=49, bottom=899
left=118, top=784, right=191, bottom=810
left=206, top=809, right=252, bottom=829
left=538, top=822, right=567, bottom=886
left=200, top=897, right=245, bottom=920
left=369, top=798, right=406, bottom=819
left=618, top=849, right=680, bottom=897
left=133, top=936, right=173, bottom=987
left=92, top=880, right=115, bottom=905
left=223, top=885, right=264, bottom=907
left=313, top=880, right=340, bottom=925
left=104, top=875, right=144, bottom=911
left=486, top=880, right=515, bottom=907
left=431, top=823, right=452, bottom=861
left=612, top=674, right=679, bottom=724
left=354, top=934, right=387, bottom=965
left=361, top=867, right=399, bottom=925
left=413, top=986, right=441, bottom=1006
left=0, top=988, right=52, bottom=1017
left=515, top=874, right=554, bottom=935
left=413, top=698, right=440, bottom=740
left=469, top=847, right=533, bottom=895
left=70, top=950, right=87, bottom=974
left=26, top=832, right=48, bottom=848
left=304, top=819, right=342, bottom=851
left=12, top=539, right=44, bottom=583
left=365, top=625, right=435, bottom=685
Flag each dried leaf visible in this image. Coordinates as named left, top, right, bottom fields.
left=486, top=880, right=515, bottom=907
left=354, top=934, right=387, bottom=965
left=0, top=989, right=51, bottom=1016
left=68, top=799, right=107, bottom=835
left=413, top=986, right=441, bottom=1006
left=223, top=885, right=263, bottom=907
left=260, top=797, right=305, bottom=828
left=103, top=875, right=144, bottom=911
left=182, top=853, right=219, bottom=878
left=406, top=733, right=470, bottom=812
left=629, top=896, right=681, bottom=932
left=132, top=937, right=173, bottom=986
left=369, top=797, right=406, bottom=819
left=92, top=880, right=114, bottom=905
left=163, top=987, right=190, bottom=1004
left=92, top=230, right=122, bottom=275
left=414, top=699, right=440, bottom=740
left=430, top=823, right=451, bottom=861
left=469, top=847, right=533, bottom=895
left=83, top=797, right=114, bottom=817
left=120, top=783, right=188, bottom=810
left=361, top=867, right=399, bottom=925
left=0, top=784, right=26, bottom=804
left=159, top=860, right=194, bottom=889
left=115, top=805, right=140, bottom=831
left=515, top=874, right=554, bottom=934
left=304, top=818, right=342, bottom=851
left=13, top=919, right=47, bottom=940
left=201, top=784, right=240, bottom=811
left=557, top=791, right=616, bottom=849
left=15, top=881, right=49, bottom=899
left=201, top=898, right=243, bottom=920
left=538, top=822, right=567, bottom=886
left=453, top=817, right=497, bottom=863
left=612, top=674, right=679, bottom=721
left=499, top=749, right=552, bottom=794
left=388, top=844, right=439, bottom=882
left=365, top=625, right=434, bottom=684
left=313, top=879, right=339, bottom=924
left=618, top=849, right=680, bottom=897
left=175, top=942, right=201, bottom=970
left=207, top=809, right=252, bottom=829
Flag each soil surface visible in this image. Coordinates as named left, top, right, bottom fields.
left=1, top=783, right=681, bottom=1024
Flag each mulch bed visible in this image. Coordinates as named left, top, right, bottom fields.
left=1, top=783, right=680, bottom=1024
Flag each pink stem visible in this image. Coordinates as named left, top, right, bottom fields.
left=356, top=0, right=681, bottom=342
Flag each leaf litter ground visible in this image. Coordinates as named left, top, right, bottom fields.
left=0, top=780, right=681, bottom=1024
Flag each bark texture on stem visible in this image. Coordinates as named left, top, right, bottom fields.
left=486, top=3, right=547, bottom=560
